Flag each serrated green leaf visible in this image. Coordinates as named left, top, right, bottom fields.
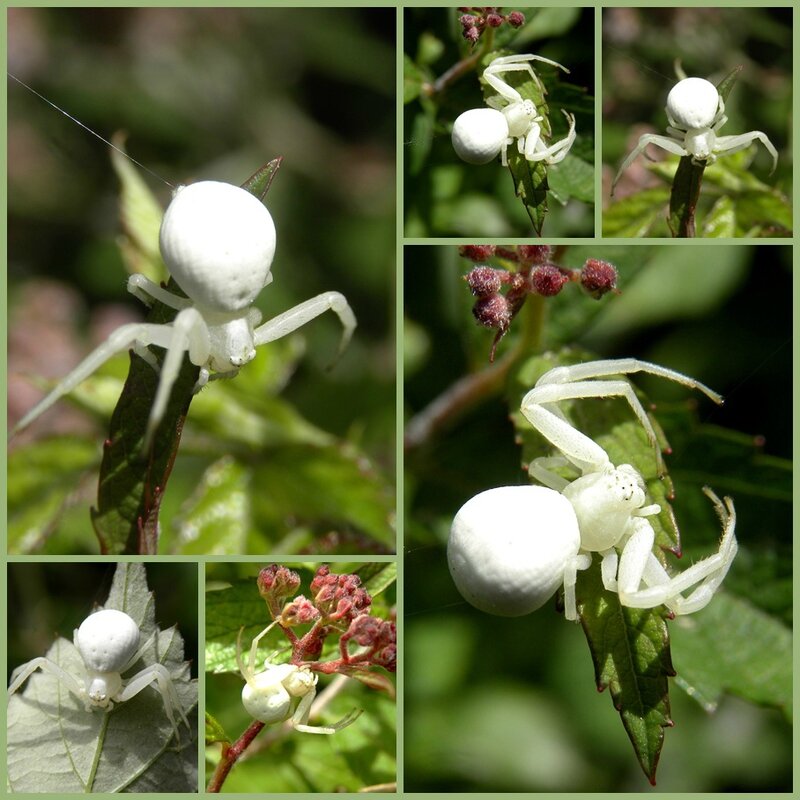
left=508, top=150, right=549, bottom=234
left=577, top=561, right=673, bottom=785
left=8, top=564, right=197, bottom=793
left=668, top=156, right=705, bottom=237
left=670, top=593, right=791, bottom=720
left=547, top=153, right=594, bottom=203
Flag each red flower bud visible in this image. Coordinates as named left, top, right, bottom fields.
left=580, top=259, right=618, bottom=298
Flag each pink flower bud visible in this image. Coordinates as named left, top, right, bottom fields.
left=580, top=259, right=618, bottom=298
left=531, top=265, right=570, bottom=296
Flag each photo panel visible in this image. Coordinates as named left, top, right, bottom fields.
left=403, top=242, right=791, bottom=791
left=602, top=6, right=791, bottom=238
left=404, top=7, right=595, bottom=238
left=8, top=6, right=397, bottom=557
left=204, top=561, right=396, bottom=792
left=7, top=562, right=199, bottom=793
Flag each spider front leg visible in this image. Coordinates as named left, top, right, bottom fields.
left=611, top=133, right=688, bottom=193
left=8, top=656, right=86, bottom=704
left=254, top=291, right=356, bottom=358
left=143, top=307, right=211, bottom=451
left=11, top=318, right=200, bottom=441
left=714, top=131, right=778, bottom=173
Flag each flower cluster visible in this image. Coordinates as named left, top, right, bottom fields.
left=256, top=564, right=396, bottom=676
left=460, top=245, right=618, bottom=360
left=459, top=7, right=525, bottom=44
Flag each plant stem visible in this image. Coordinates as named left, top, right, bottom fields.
left=668, top=156, right=705, bottom=237
left=206, top=719, right=265, bottom=793
left=423, top=30, right=494, bottom=97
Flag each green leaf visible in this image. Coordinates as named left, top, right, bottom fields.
left=702, top=195, right=736, bottom=237
left=404, top=53, right=428, bottom=104
left=205, top=712, right=231, bottom=746
left=577, top=561, right=673, bottom=784
left=670, top=593, right=791, bottom=721
left=668, top=156, right=705, bottom=237
left=548, top=153, right=594, bottom=203
left=7, top=564, right=198, bottom=793
left=508, top=150, right=548, bottom=234
left=602, top=189, right=670, bottom=237
left=8, top=437, right=100, bottom=553
left=110, top=137, right=167, bottom=282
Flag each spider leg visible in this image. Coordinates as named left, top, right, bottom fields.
left=536, top=358, right=722, bottom=404
left=254, top=292, right=356, bottom=360
left=523, top=378, right=667, bottom=473
left=127, top=274, right=191, bottom=311
left=611, top=133, right=688, bottom=194
left=563, top=552, right=592, bottom=621
left=117, top=662, right=190, bottom=737
left=246, top=620, right=281, bottom=682
left=617, top=492, right=737, bottom=614
left=529, top=111, right=576, bottom=164
left=8, top=656, right=85, bottom=703
left=11, top=320, right=195, bottom=439
left=143, top=307, right=210, bottom=451
left=483, top=67, right=525, bottom=104
left=714, top=131, right=778, bottom=173
left=291, top=685, right=364, bottom=735
left=521, top=400, right=612, bottom=475
left=528, top=454, right=571, bottom=491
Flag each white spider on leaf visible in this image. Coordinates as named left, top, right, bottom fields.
left=612, top=76, right=778, bottom=193
left=237, top=621, right=362, bottom=735
left=452, top=53, right=577, bottom=167
left=11, top=179, right=356, bottom=451
left=8, top=608, right=191, bottom=740
left=448, top=358, right=738, bottom=621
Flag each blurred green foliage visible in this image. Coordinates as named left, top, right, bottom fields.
left=204, top=562, right=396, bottom=792
left=404, top=7, right=595, bottom=237
left=404, top=245, right=791, bottom=790
left=8, top=8, right=395, bottom=554
left=602, top=7, right=792, bottom=237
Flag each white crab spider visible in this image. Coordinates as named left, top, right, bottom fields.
left=448, top=358, right=738, bottom=621
left=612, top=76, right=778, bottom=193
left=8, top=608, right=190, bottom=738
left=236, top=621, right=361, bottom=735
left=12, top=180, right=357, bottom=449
left=452, top=53, right=576, bottom=167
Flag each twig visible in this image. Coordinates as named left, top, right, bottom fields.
left=206, top=719, right=265, bottom=793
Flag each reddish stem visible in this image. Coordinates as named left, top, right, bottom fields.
left=206, top=719, right=265, bottom=793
